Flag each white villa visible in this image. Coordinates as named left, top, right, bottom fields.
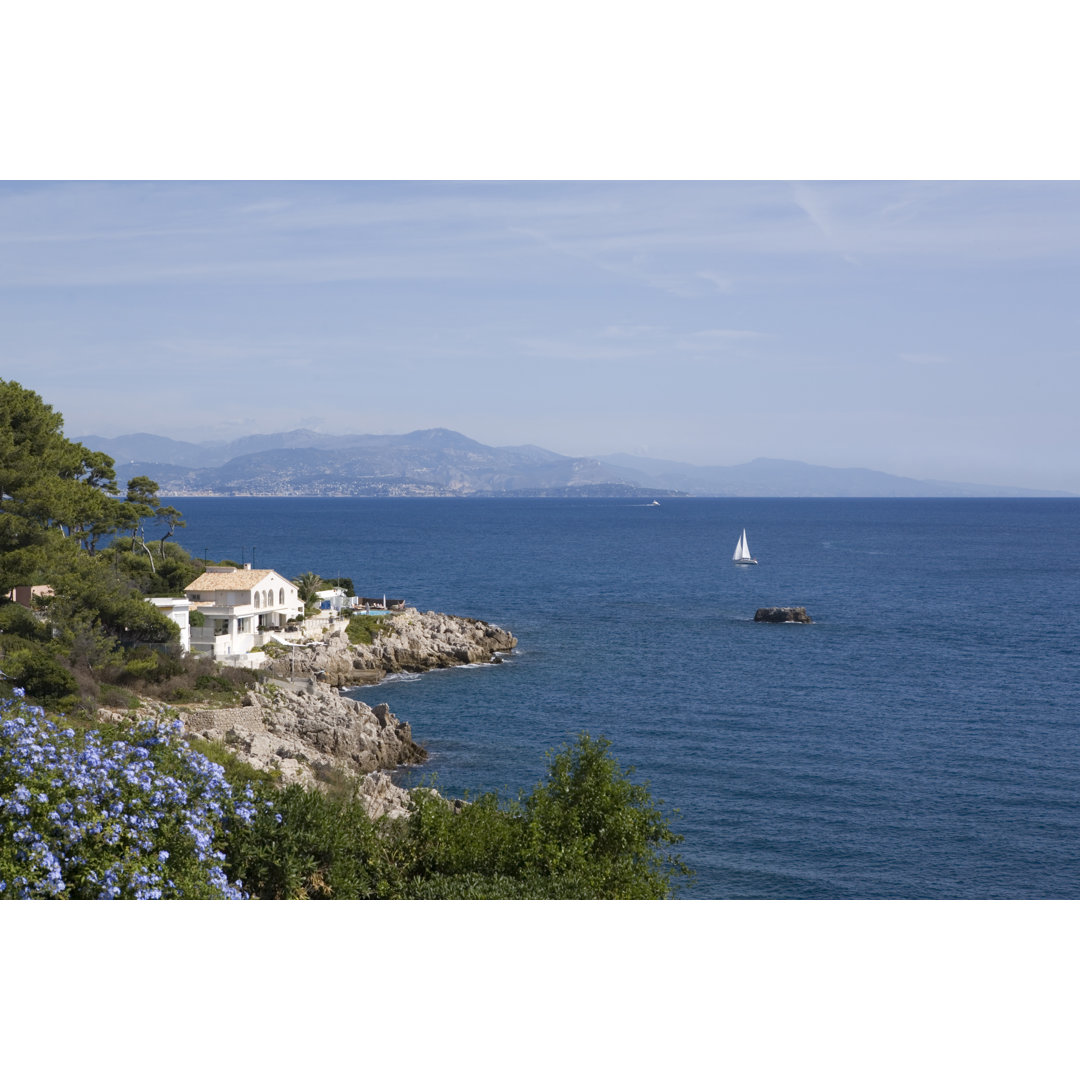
left=184, top=566, right=304, bottom=659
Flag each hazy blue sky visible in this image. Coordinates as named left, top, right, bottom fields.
left=2, top=180, right=1078, bottom=491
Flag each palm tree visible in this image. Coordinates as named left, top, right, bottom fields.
left=293, top=571, right=323, bottom=605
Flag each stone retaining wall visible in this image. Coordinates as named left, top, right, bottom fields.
left=183, top=706, right=264, bottom=733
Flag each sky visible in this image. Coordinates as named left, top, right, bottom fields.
left=2, top=180, right=1078, bottom=491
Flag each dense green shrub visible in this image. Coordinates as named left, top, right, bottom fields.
left=223, top=733, right=689, bottom=900
left=0, top=602, right=52, bottom=643
left=345, top=613, right=386, bottom=646
left=395, top=735, right=689, bottom=898
left=223, top=784, right=393, bottom=899
left=0, top=647, right=79, bottom=705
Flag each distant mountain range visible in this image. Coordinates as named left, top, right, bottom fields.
left=74, top=428, right=1075, bottom=498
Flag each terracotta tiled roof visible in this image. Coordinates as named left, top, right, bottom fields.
left=184, top=568, right=294, bottom=593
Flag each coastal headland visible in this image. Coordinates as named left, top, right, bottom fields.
left=171, top=608, right=516, bottom=807
left=265, top=607, right=518, bottom=687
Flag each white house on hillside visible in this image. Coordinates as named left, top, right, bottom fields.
left=147, top=597, right=192, bottom=653
left=184, top=566, right=303, bottom=659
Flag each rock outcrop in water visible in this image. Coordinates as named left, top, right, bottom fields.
left=754, top=606, right=813, bottom=623
left=266, top=607, right=518, bottom=688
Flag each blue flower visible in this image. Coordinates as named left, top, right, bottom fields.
left=2, top=696, right=255, bottom=900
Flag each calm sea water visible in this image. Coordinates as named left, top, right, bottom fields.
left=169, top=496, right=1080, bottom=899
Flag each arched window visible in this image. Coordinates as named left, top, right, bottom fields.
left=254, top=591, right=260, bottom=609
left=279, top=588, right=285, bottom=605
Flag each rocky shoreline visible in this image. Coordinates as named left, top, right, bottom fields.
left=179, top=680, right=426, bottom=816
left=167, top=608, right=515, bottom=814
left=265, top=607, right=517, bottom=687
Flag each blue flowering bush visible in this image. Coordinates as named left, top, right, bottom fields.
left=0, top=689, right=256, bottom=899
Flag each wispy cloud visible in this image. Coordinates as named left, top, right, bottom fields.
left=517, top=324, right=765, bottom=364
left=599, top=325, right=661, bottom=339
left=685, top=328, right=763, bottom=342
left=789, top=181, right=860, bottom=264
left=696, top=270, right=734, bottom=292
left=516, top=336, right=644, bottom=363
left=899, top=352, right=950, bottom=365
left=6, top=181, right=1079, bottom=297
left=238, top=199, right=294, bottom=215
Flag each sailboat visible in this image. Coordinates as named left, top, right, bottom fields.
left=732, top=529, right=758, bottom=565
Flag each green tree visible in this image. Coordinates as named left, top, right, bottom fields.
left=0, top=381, right=195, bottom=709
left=121, top=475, right=185, bottom=572
left=154, top=504, right=185, bottom=558
left=65, top=448, right=126, bottom=554
left=0, top=380, right=127, bottom=590
left=293, top=571, right=323, bottom=611
left=0, top=381, right=80, bottom=589
left=123, top=475, right=160, bottom=568
left=48, top=552, right=179, bottom=648
left=322, top=577, right=354, bottom=596
left=519, top=733, right=688, bottom=897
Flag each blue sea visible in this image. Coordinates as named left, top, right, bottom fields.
left=169, top=496, right=1080, bottom=899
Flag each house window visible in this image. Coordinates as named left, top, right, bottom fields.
left=237, top=618, right=250, bottom=633
left=213, top=619, right=229, bottom=636
left=279, top=588, right=285, bottom=604
left=254, top=592, right=260, bottom=609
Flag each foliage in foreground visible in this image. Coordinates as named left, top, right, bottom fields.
left=0, top=690, right=255, bottom=898
left=195, top=731, right=688, bottom=900
left=1, top=688, right=689, bottom=899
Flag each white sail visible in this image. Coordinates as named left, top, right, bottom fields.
left=733, top=529, right=755, bottom=563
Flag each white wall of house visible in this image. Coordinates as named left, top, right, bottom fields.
left=147, top=597, right=191, bottom=653
left=315, top=588, right=348, bottom=612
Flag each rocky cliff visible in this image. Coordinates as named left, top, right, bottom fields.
left=107, top=608, right=516, bottom=818
left=178, top=680, right=427, bottom=805
left=267, top=608, right=518, bottom=687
